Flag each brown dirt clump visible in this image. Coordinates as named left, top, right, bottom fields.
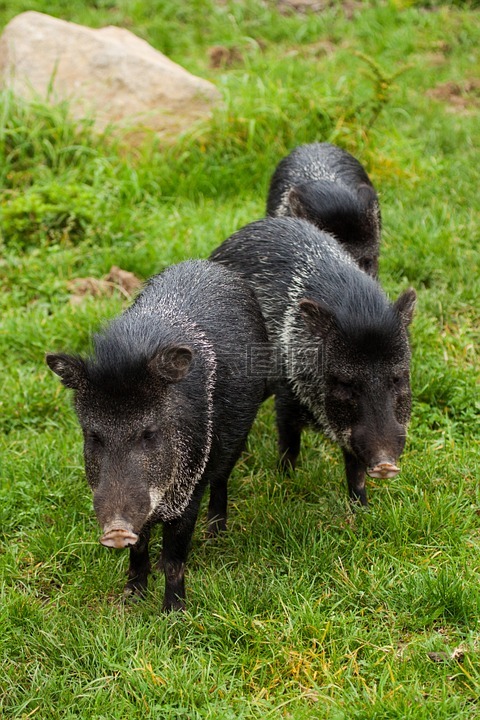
left=68, top=265, right=142, bottom=305
left=208, top=45, right=243, bottom=69
left=426, top=79, right=480, bottom=114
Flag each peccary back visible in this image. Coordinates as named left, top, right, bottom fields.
left=266, top=143, right=381, bottom=276
left=46, top=260, right=268, bottom=611
left=210, top=218, right=416, bottom=506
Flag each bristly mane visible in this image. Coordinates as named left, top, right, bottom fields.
left=304, top=260, right=404, bottom=358
left=336, top=286, right=404, bottom=358
left=84, top=311, right=185, bottom=389
left=294, top=182, right=362, bottom=233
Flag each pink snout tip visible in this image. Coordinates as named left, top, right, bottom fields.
left=367, top=462, right=400, bottom=479
left=100, top=527, right=139, bottom=549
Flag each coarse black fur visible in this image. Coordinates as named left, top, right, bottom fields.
left=46, top=260, right=268, bottom=611
left=210, top=217, right=416, bottom=506
left=266, top=142, right=381, bottom=276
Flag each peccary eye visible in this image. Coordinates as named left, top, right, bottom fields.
left=86, top=431, right=104, bottom=447
left=331, top=377, right=355, bottom=400
left=141, top=428, right=160, bottom=444
left=361, top=258, right=372, bottom=273
left=392, top=375, right=406, bottom=389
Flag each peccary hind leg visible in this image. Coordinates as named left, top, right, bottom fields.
left=124, top=528, right=151, bottom=598
left=343, top=450, right=368, bottom=507
left=206, top=440, right=248, bottom=536
left=207, top=473, right=228, bottom=536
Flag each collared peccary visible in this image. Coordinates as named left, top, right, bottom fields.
left=210, top=217, right=416, bottom=506
left=266, top=142, right=381, bottom=276
left=46, top=260, right=268, bottom=611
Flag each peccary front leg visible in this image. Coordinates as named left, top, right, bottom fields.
left=275, top=387, right=305, bottom=471
left=124, top=528, right=151, bottom=599
left=160, top=524, right=189, bottom=612
left=343, top=450, right=368, bottom=507
left=160, top=504, right=203, bottom=612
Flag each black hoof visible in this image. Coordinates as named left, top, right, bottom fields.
left=123, top=580, right=148, bottom=601
left=206, top=514, right=227, bottom=538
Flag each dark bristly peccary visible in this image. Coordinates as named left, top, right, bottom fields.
left=266, top=142, right=381, bottom=276
left=210, top=217, right=416, bottom=507
left=46, top=260, right=268, bottom=611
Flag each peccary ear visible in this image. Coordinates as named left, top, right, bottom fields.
left=357, top=183, right=378, bottom=209
left=298, top=298, right=335, bottom=339
left=393, top=288, right=417, bottom=328
left=288, top=186, right=309, bottom=218
left=149, top=345, right=193, bottom=383
left=45, top=353, right=86, bottom=389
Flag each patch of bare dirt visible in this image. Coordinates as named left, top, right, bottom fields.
left=276, top=0, right=366, bottom=18
left=426, top=79, right=480, bottom=114
left=306, top=39, right=338, bottom=56
left=208, top=45, right=243, bottom=69
left=425, top=52, right=447, bottom=67
left=68, top=265, right=142, bottom=305
left=277, top=0, right=326, bottom=12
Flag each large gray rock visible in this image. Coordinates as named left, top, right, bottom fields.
left=0, top=11, right=221, bottom=136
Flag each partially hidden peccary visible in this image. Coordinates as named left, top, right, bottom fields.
left=46, top=260, right=268, bottom=611
left=266, top=142, right=381, bottom=276
left=210, top=217, right=416, bottom=506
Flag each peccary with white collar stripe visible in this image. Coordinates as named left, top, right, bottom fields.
left=210, top=218, right=416, bottom=506
left=266, top=142, right=381, bottom=276
left=46, top=260, right=268, bottom=611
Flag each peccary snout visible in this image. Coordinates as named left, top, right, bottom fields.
left=87, top=441, right=153, bottom=549
left=367, top=461, right=400, bottom=479
left=347, top=405, right=406, bottom=480
left=320, top=337, right=412, bottom=506
left=100, top=521, right=139, bottom=549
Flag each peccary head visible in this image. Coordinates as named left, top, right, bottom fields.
left=297, top=287, right=416, bottom=477
left=288, top=181, right=380, bottom=276
left=46, top=343, right=206, bottom=548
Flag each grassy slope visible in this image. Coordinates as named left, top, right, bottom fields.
left=0, top=1, right=479, bottom=718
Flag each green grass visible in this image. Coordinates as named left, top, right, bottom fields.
left=1, top=1, right=479, bottom=717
